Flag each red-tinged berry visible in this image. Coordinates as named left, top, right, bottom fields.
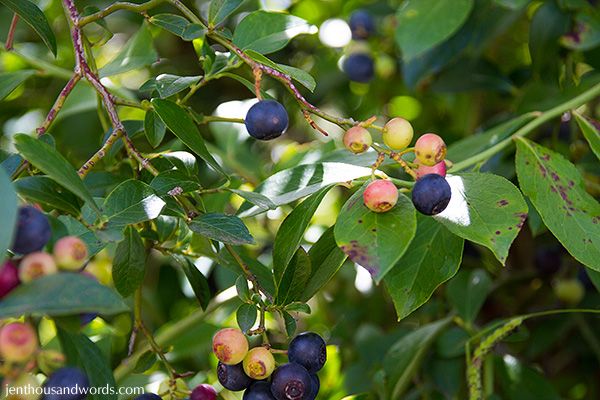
left=212, top=328, right=249, bottom=365
left=243, top=347, right=276, bottom=380
left=415, top=161, right=446, bottom=179
left=363, top=180, right=399, bottom=213
left=414, top=133, right=447, bottom=166
left=0, top=261, right=20, bottom=299
left=54, top=236, right=88, bottom=271
left=0, top=322, right=38, bottom=363
left=383, top=118, right=413, bottom=150
left=18, top=252, right=57, bottom=283
left=190, top=384, right=217, bottom=400
left=343, top=126, right=372, bottom=154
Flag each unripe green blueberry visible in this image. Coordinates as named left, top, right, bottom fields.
left=212, top=328, right=249, bottom=365
left=37, top=349, right=66, bottom=376
left=243, top=347, right=276, bottom=380
left=5, top=374, right=40, bottom=400
left=343, top=126, right=372, bottom=154
left=383, top=118, right=413, bottom=150
left=0, top=322, right=38, bottom=363
left=18, top=252, right=57, bottom=283
left=414, top=133, right=447, bottom=166
left=363, top=180, right=398, bottom=213
left=53, top=236, right=89, bottom=271
left=553, top=279, right=584, bottom=305
left=415, top=161, right=447, bottom=179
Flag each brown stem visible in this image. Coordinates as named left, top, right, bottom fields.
left=61, top=0, right=158, bottom=177
left=36, top=73, right=81, bottom=136
left=5, top=14, right=19, bottom=51
left=225, top=244, right=273, bottom=302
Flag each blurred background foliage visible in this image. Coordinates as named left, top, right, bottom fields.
left=2, top=0, right=600, bottom=399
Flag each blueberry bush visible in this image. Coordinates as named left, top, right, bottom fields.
left=1, top=0, right=600, bottom=399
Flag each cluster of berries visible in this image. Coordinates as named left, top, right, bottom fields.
left=212, top=328, right=326, bottom=399
left=343, top=10, right=376, bottom=83
left=343, top=118, right=452, bottom=216
left=0, top=206, right=90, bottom=300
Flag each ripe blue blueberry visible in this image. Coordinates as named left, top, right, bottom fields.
left=243, top=381, right=276, bottom=400
left=349, top=10, right=375, bottom=40
left=270, top=363, right=312, bottom=400
left=42, top=367, right=89, bottom=400
left=411, top=174, right=452, bottom=216
left=11, top=206, right=51, bottom=255
left=343, top=53, right=374, bottom=83
left=134, top=394, right=162, bottom=400
left=245, top=100, right=289, bottom=140
left=307, top=374, right=320, bottom=400
left=288, top=332, right=327, bottom=373
left=217, top=362, right=253, bottom=391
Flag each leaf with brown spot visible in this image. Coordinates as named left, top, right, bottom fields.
left=334, top=182, right=417, bottom=283
left=516, top=138, right=600, bottom=271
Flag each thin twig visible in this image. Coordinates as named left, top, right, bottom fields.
left=5, top=14, right=19, bottom=51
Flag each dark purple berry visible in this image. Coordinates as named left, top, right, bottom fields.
left=288, top=332, right=327, bottom=373
left=191, top=384, right=217, bottom=400
left=134, top=395, right=162, bottom=400
left=349, top=10, right=375, bottom=40
left=0, top=261, right=20, bottom=299
left=217, top=362, right=253, bottom=391
left=411, top=174, right=452, bottom=216
left=271, top=363, right=313, bottom=400
left=343, top=53, right=374, bottom=83
left=11, top=206, right=51, bottom=255
left=42, top=367, right=89, bottom=400
left=307, top=374, right=320, bottom=400
left=243, top=381, right=276, bottom=400
left=245, top=100, right=289, bottom=140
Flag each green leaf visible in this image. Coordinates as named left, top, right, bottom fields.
left=149, top=14, right=205, bottom=40
left=447, top=113, right=537, bottom=163
left=233, top=11, right=314, bottom=55
left=334, top=183, right=417, bottom=283
left=15, top=176, right=81, bottom=215
left=103, top=180, right=166, bottom=229
left=235, top=275, right=251, bottom=302
left=496, top=355, right=561, bottom=400
left=561, top=13, right=600, bottom=51
left=395, top=0, right=474, bottom=60
left=56, top=328, right=117, bottom=400
left=236, top=303, right=257, bottom=332
left=13, top=134, right=100, bottom=213
left=144, top=110, right=167, bottom=148
left=277, top=247, right=312, bottom=305
left=155, top=74, right=202, bottom=99
left=0, top=70, right=35, bottom=100
left=218, top=248, right=276, bottom=296
left=0, top=0, right=57, bottom=56
left=447, top=269, right=493, bottom=323
left=151, top=98, right=226, bottom=176
left=0, top=168, right=17, bottom=263
left=238, top=162, right=374, bottom=217
left=515, top=138, right=600, bottom=271
left=150, top=170, right=200, bottom=196
left=229, top=189, right=276, bottom=212
left=284, top=302, right=311, bottom=314
left=133, top=351, right=157, bottom=374
left=112, top=226, right=146, bottom=298
left=573, top=112, right=600, bottom=160
left=209, top=0, right=244, bottom=26
left=0, top=273, right=129, bottom=317
left=300, top=226, right=347, bottom=302
left=383, top=318, right=452, bottom=398
left=245, top=50, right=316, bottom=92
left=384, top=217, right=464, bottom=321
left=57, top=216, right=105, bottom=257
left=529, top=2, right=570, bottom=79
left=282, top=311, right=297, bottom=337
left=434, top=173, right=528, bottom=265
left=176, top=255, right=211, bottom=310
left=100, top=23, right=157, bottom=77
left=273, top=186, right=333, bottom=290
left=189, top=213, right=254, bottom=245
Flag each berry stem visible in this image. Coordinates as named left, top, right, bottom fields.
left=4, top=14, right=19, bottom=51
left=78, top=0, right=166, bottom=26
